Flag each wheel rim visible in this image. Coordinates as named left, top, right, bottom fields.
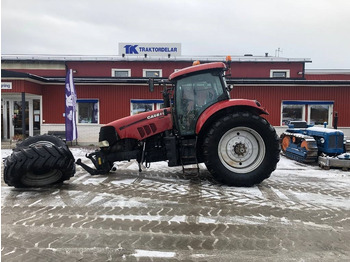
left=218, top=127, right=265, bottom=173
left=281, top=136, right=290, bottom=153
left=21, top=169, right=63, bottom=186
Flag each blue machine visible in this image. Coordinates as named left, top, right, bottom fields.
left=281, top=121, right=349, bottom=163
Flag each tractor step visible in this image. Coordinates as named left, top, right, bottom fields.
left=180, top=138, right=197, bottom=165
left=179, top=138, right=199, bottom=173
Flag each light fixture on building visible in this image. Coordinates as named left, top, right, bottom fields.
left=144, top=54, right=147, bottom=58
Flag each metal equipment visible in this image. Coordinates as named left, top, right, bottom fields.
left=4, top=58, right=280, bottom=188
left=280, top=121, right=350, bottom=169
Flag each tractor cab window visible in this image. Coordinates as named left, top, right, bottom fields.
left=175, top=71, right=226, bottom=135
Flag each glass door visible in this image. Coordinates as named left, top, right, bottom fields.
left=1, top=96, right=41, bottom=140
left=33, top=99, right=41, bottom=136
left=13, top=101, right=29, bottom=139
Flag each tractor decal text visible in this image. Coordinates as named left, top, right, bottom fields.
left=147, top=112, right=164, bottom=120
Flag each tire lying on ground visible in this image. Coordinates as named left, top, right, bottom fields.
left=13, top=134, right=68, bottom=151
left=4, top=137, right=75, bottom=188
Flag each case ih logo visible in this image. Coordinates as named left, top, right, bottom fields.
left=124, top=45, right=139, bottom=54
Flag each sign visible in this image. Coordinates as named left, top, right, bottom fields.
left=65, top=68, right=78, bottom=141
left=119, top=43, right=181, bottom=57
left=1, top=82, right=12, bottom=90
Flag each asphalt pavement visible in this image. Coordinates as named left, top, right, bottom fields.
left=1, top=147, right=350, bottom=261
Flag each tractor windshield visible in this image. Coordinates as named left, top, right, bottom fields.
left=175, top=71, right=227, bottom=135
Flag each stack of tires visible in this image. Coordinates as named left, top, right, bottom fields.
left=3, top=135, right=76, bottom=188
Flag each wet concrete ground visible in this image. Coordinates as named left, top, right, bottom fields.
left=1, top=147, right=350, bottom=261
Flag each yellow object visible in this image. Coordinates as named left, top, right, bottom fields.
left=192, top=60, right=200, bottom=66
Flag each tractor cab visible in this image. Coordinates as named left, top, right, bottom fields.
left=169, top=62, right=230, bottom=136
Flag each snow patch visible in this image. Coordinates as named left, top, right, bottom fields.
left=133, top=249, right=176, bottom=258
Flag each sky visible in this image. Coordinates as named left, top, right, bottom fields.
left=1, top=0, right=350, bottom=69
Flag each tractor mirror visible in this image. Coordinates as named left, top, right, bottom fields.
left=149, top=78, right=154, bottom=92
left=226, top=84, right=233, bottom=92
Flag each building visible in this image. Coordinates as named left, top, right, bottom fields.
left=1, top=54, right=350, bottom=144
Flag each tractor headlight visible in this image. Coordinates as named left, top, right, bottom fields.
left=99, top=140, right=110, bottom=148
left=320, top=138, right=325, bottom=144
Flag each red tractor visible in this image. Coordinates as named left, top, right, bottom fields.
left=4, top=60, right=280, bottom=188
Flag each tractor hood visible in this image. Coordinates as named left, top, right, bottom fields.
left=104, top=108, right=173, bottom=140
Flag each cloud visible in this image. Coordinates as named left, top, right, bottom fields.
left=1, top=0, right=350, bottom=68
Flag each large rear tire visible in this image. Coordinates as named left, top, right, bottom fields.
left=14, top=134, right=68, bottom=151
left=4, top=144, right=75, bottom=188
left=203, top=112, right=280, bottom=186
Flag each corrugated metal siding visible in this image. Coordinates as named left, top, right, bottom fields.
left=230, top=62, right=304, bottom=78
left=42, top=83, right=350, bottom=127
left=42, top=84, right=165, bottom=124
left=42, top=85, right=66, bottom=123
left=1, top=80, right=24, bottom=93
left=77, top=84, right=164, bottom=124
left=1, top=80, right=42, bottom=95
left=233, top=85, right=350, bottom=126
left=67, top=61, right=192, bottom=77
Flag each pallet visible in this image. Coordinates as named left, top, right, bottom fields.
left=318, top=154, right=350, bottom=171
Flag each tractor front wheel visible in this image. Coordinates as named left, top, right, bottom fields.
left=203, top=112, right=280, bottom=186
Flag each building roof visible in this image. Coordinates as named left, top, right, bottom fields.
left=2, top=69, right=349, bottom=86
left=305, top=69, right=350, bottom=74
left=1, top=54, right=312, bottom=63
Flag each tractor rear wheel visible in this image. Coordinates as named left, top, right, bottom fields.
left=4, top=144, right=75, bottom=188
left=203, top=112, right=280, bottom=186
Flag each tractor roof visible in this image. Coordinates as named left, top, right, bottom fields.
left=169, top=62, right=226, bottom=81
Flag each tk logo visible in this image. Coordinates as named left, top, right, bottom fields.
left=124, top=45, right=139, bottom=54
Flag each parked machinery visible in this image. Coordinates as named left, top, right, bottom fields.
left=4, top=58, right=281, bottom=188
left=280, top=121, right=350, bottom=169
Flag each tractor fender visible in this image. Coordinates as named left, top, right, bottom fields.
left=195, top=99, right=268, bottom=134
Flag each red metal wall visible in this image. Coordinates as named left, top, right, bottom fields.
left=229, top=62, right=304, bottom=78
left=67, top=61, right=193, bottom=78
left=4, top=59, right=349, bottom=128
left=6, top=61, right=305, bottom=79
left=1, top=80, right=42, bottom=95
left=232, top=85, right=350, bottom=127
left=41, top=82, right=350, bottom=127
left=41, top=84, right=164, bottom=124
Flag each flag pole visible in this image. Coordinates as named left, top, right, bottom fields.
left=65, top=66, right=78, bottom=145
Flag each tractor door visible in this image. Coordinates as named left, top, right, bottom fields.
left=174, top=71, right=228, bottom=136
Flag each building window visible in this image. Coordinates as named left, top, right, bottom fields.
left=77, top=99, right=99, bottom=124
left=112, top=69, right=131, bottom=77
left=270, top=70, right=290, bottom=78
left=282, top=104, right=305, bottom=125
left=281, top=101, right=333, bottom=126
left=143, top=69, right=162, bottom=77
left=130, top=99, right=163, bottom=115
left=309, top=104, right=331, bottom=126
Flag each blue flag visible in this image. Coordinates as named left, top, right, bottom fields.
left=65, top=69, right=78, bottom=141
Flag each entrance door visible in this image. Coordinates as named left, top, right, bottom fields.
left=1, top=96, right=41, bottom=140
left=13, top=100, right=29, bottom=138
